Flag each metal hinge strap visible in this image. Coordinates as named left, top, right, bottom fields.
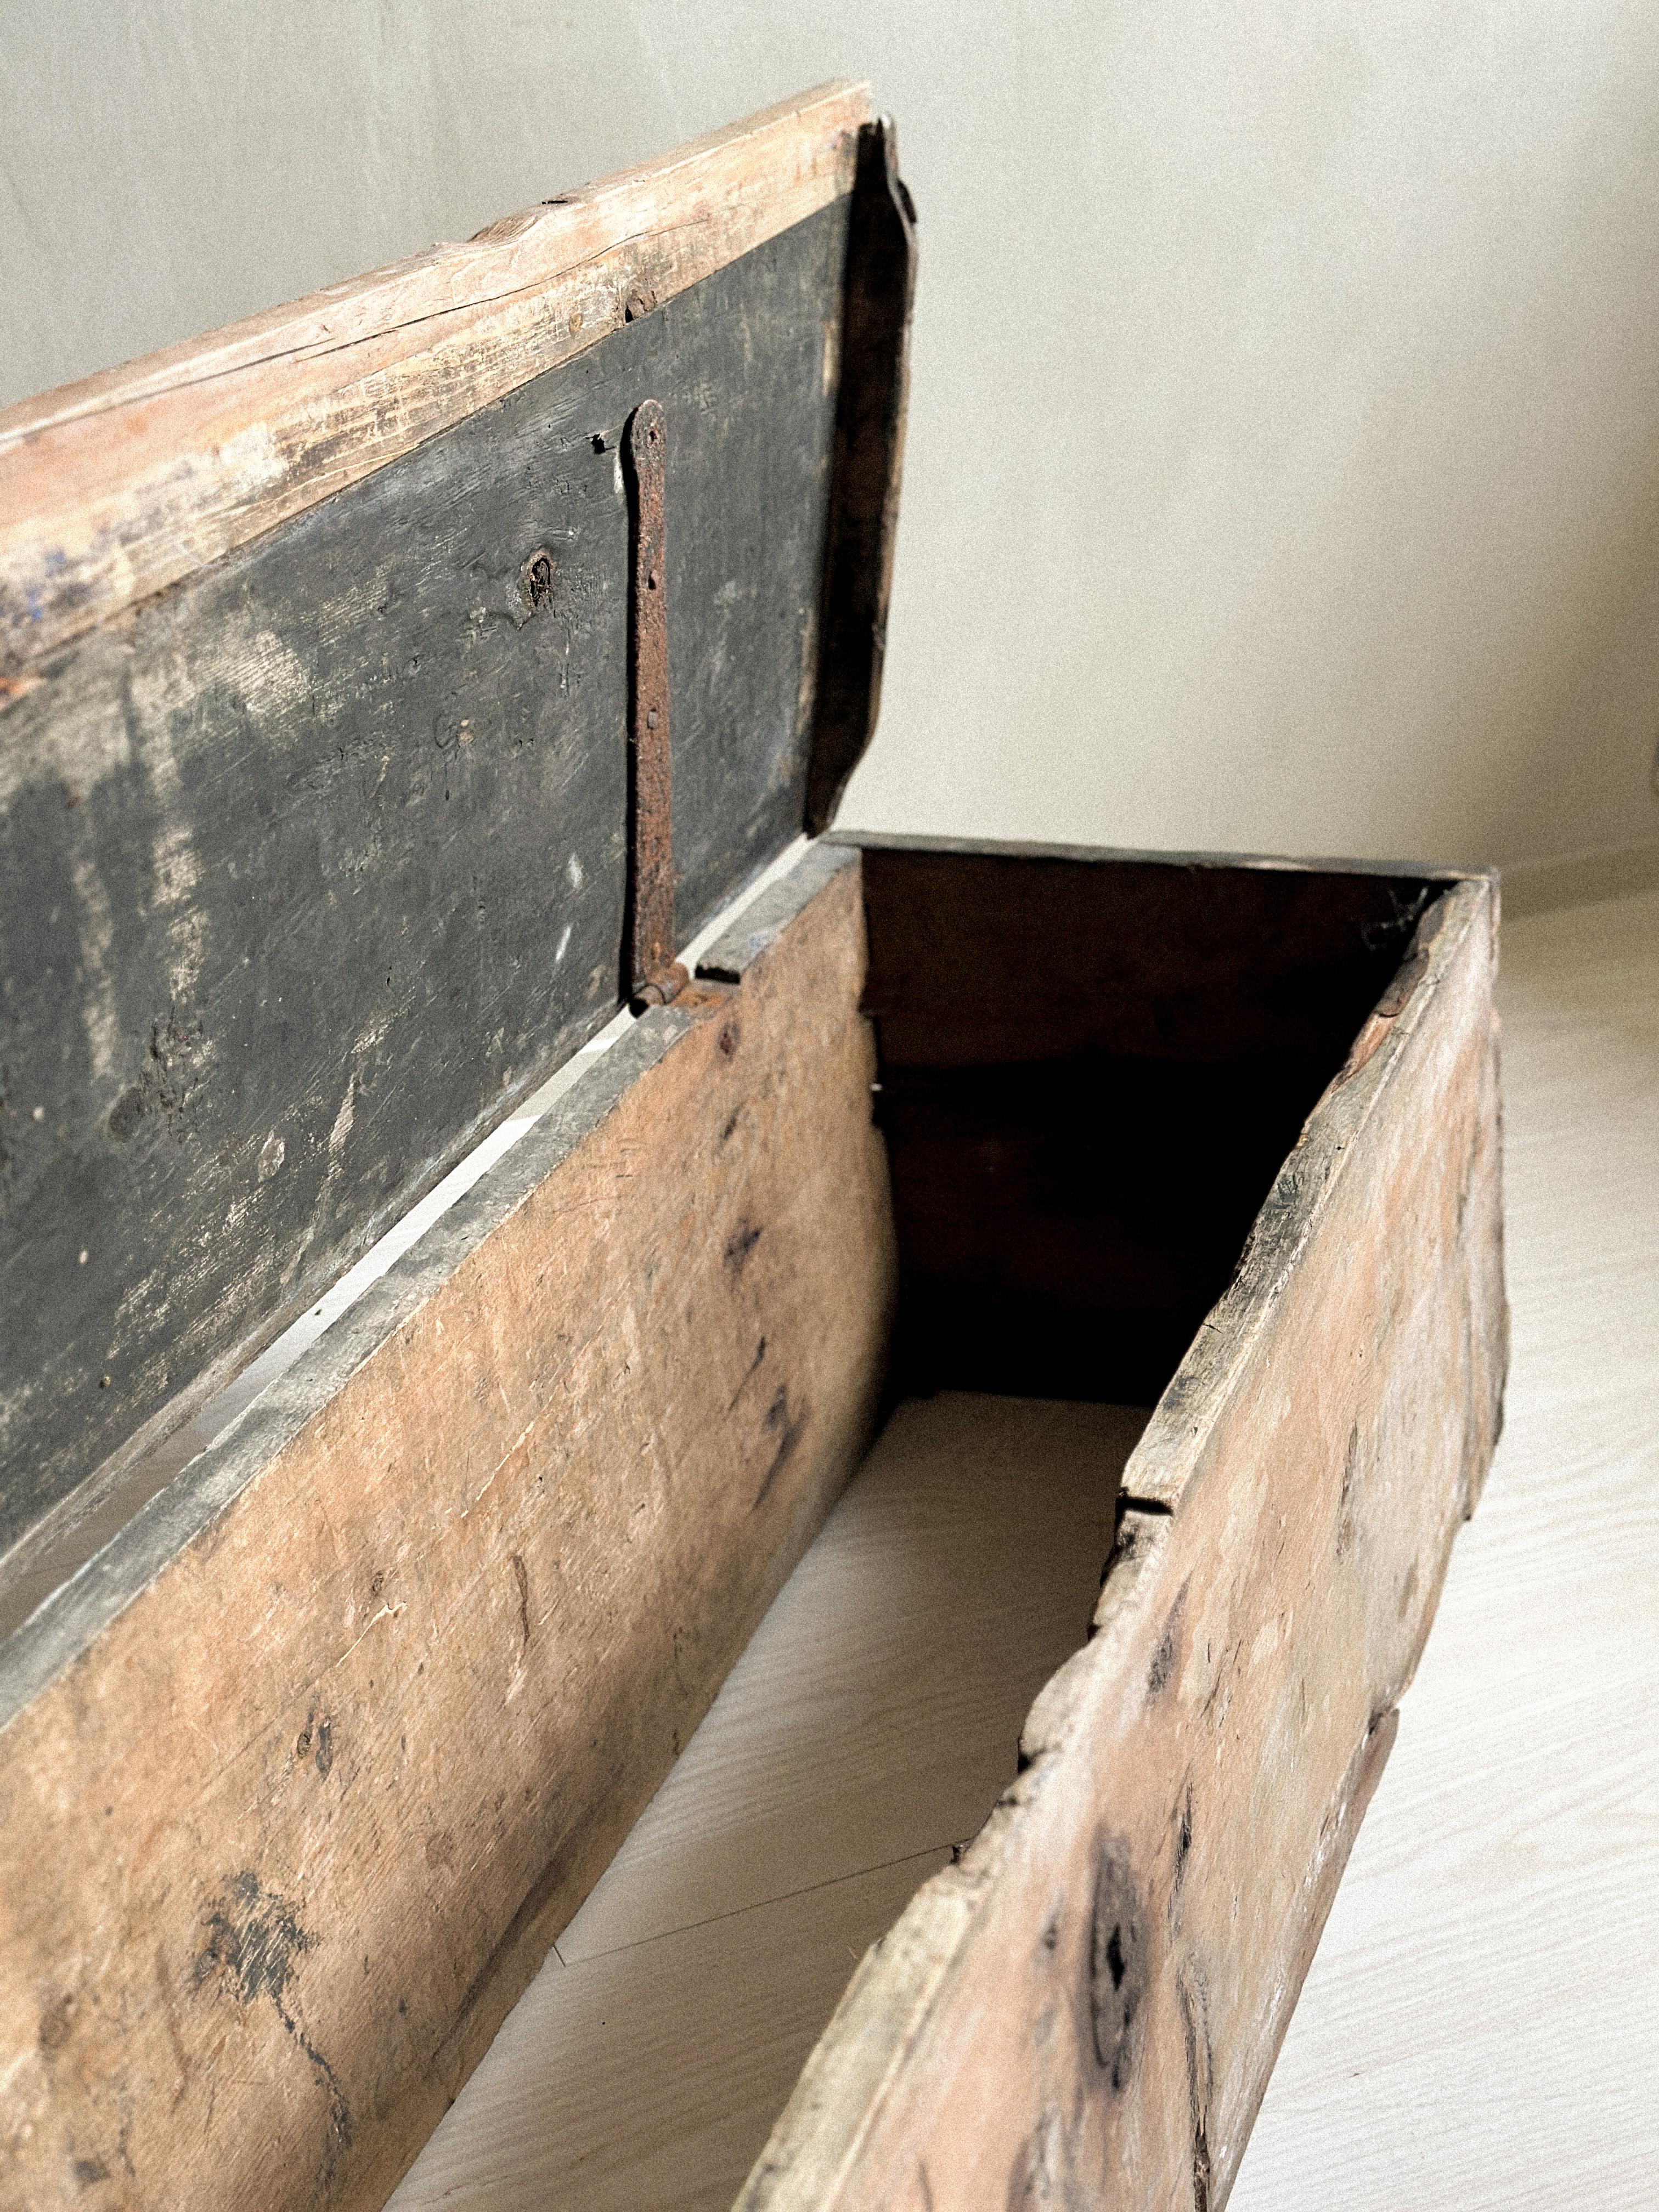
left=623, top=397, right=684, bottom=1006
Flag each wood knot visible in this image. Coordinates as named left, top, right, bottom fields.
left=1090, top=1839, right=1146, bottom=2090
left=521, top=549, right=556, bottom=614
left=38, top=1994, right=75, bottom=2055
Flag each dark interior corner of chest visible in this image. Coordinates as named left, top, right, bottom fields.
left=845, top=839, right=1445, bottom=1410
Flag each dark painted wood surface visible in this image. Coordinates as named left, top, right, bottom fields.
left=849, top=837, right=1449, bottom=1403
left=804, top=119, right=917, bottom=836
left=0, top=199, right=849, bottom=1553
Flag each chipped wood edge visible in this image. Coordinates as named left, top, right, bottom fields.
left=740, top=876, right=1506, bottom=2212
left=0, top=81, right=869, bottom=677
left=1126, top=879, right=1504, bottom=1519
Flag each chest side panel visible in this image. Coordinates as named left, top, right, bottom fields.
left=0, top=848, right=896, bottom=2212
left=740, top=870, right=1506, bottom=2212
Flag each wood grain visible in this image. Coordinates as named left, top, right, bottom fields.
left=0, top=837, right=1509, bottom=2211
left=0, top=847, right=895, bottom=2212
left=396, top=1853, right=950, bottom=2212
left=378, top=872, right=1638, bottom=2212
left=0, top=82, right=868, bottom=677
left=557, top=1393, right=1146, bottom=1964
left=0, top=187, right=850, bottom=1558
left=741, top=876, right=1505, bottom=2212
left=1228, top=886, right=1659, bottom=2212
left=388, top=1394, right=1148, bottom=2211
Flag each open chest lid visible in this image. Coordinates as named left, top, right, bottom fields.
left=0, top=84, right=915, bottom=1552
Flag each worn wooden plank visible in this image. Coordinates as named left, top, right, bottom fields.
left=0, top=84, right=868, bottom=678
left=556, top=1393, right=1146, bottom=1966
left=387, top=1395, right=1147, bottom=2211
left=0, top=194, right=851, bottom=1557
left=0, top=845, right=896, bottom=2212
left=1234, top=886, right=1659, bottom=2211
left=849, top=836, right=1457, bottom=1403
left=740, top=874, right=1506, bottom=2212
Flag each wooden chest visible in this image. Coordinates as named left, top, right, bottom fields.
left=0, top=83, right=1505, bottom=2212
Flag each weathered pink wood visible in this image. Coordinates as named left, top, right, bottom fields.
left=741, top=877, right=1505, bottom=2212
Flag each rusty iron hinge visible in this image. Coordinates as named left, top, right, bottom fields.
left=623, top=397, right=685, bottom=1007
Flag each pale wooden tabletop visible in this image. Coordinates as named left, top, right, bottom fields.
left=391, top=885, right=1658, bottom=2212
left=389, top=1394, right=1147, bottom=2211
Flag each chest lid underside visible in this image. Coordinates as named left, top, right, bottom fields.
left=0, top=83, right=915, bottom=1554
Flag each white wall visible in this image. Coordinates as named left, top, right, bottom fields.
left=6, top=0, right=1659, bottom=872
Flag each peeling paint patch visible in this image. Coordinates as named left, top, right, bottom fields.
left=326, top=1080, right=357, bottom=1161
left=69, top=850, right=120, bottom=1083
